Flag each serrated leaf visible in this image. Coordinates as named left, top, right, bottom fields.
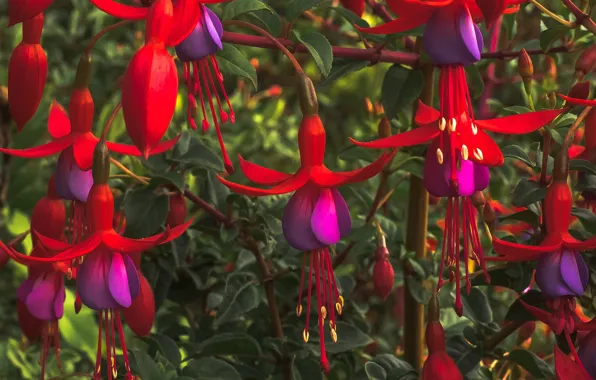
left=285, top=0, right=324, bottom=20
left=365, top=362, right=387, bottom=380
left=223, top=0, right=275, bottom=20
left=381, top=65, right=424, bottom=120
left=216, top=43, right=258, bottom=89
left=507, top=349, right=554, bottom=378
left=215, top=272, right=260, bottom=325
left=124, top=187, right=169, bottom=238
left=502, top=145, right=534, bottom=167
left=294, top=31, right=333, bottom=77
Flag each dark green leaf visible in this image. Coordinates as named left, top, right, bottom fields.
left=215, top=272, right=260, bottom=325
left=381, top=65, right=424, bottom=120
left=294, top=31, right=333, bottom=77
left=502, top=145, right=534, bottom=167
left=130, top=350, right=162, bottom=380
left=285, top=0, right=324, bottom=20
left=570, top=159, right=596, bottom=175
left=196, top=333, right=262, bottom=357
left=148, top=334, right=181, bottom=368
left=322, top=321, right=373, bottom=353
left=365, top=362, right=387, bottom=380
left=183, top=358, right=242, bottom=380
left=511, top=179, right=547, bottom=207
left=170, top=136, right=223, bottom=172
left=124, top=187, right=169, bottom=238
left=461, top=288, right=492, bottom=325
left=540, top=25, right=569, bottom=51
left=222, top=0, right=275, bottom=20
left=321, top=59, right=369, bottom=86
left=505, top=290, right=546, bottom=322
left=472, top=263, right=533, bottom=293
left=149, top=172, right=185, bottom=191
left=216, top=43, right=258, bottom=89
left=507, top=349, right=554, bottom=378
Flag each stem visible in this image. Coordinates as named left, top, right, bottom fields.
left=484, top=320, right=525, bottom=351
left=85, top=20, right=133, bottom=55
left=109, top=157, right=149, bottom=184
left=101, top=102, right=122, bottom=140
left=530, top=0, right=576, bottom=27
left=565, top=106, right=592, bottom=146
left=223, top=21, right=304, bottom=75
left=403, top=40, right=434, bottom=370
left=561, top=0, right=596, bottom=36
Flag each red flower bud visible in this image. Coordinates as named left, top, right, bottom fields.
left=518, top=49, right=534, bottom=81
left=122, top=272, right=155, bottom=336
left=224, top=262, right=235, bottom=273
left=266, top=85, right=283, bottom=97
left=544, top=56, right=557, bottom=82
left=373, top=239, right=394, bottom=300
left=30, top=176, right=66, bottom=246
left=167, top=193, right=187, bottom=227
left=74, top=292, right=82, bottom=314
left=568, top=81, right=591, bottom=102
left=122, top=0, right=178, bottom=158
left=585, top=109, right=596, bottom=150
left=576, top=45, right=596, bottom=78
left=8, top=13, right=48, bottom=131
left=8, top=0, right=53, bottom=27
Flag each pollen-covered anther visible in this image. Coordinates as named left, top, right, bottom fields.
left=461, top=145, right=469, bottom=160
left=473, top=148, right=484, bottom=161
left=335, top=302, right=343, bottom=315
left=339, top=295, right=344, bottom=307
left=449, top=118, right=457, bottom=132
left=321, top=306, right=327, bottom=320
left=296, top=304, right=302, bottom=316
left=439, top=117, right=446, bottom=131
left=331, top=328, right=338, bottom=343
left=67, top=268, right=72, bottom=280
left=302, top=329, right=310, bottom=343
left=112, top=367, right=117, bottom=378
left=471, top=123, right=478, bottom=135
left=436, top=148, right=444, bottom=164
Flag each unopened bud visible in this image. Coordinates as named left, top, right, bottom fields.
left=483, top=202, right=497, bottom=232
left=365, top=98, right=374, bottom=114
left=425, top=294, right=446, bottom=353
left=224, top=262, right=235, bottom=273
left=266, top=85, right=282, bottom=97
left=298, top=74, right=318, bottom=116
left=378, top=117, right=391, bottom=138
left=250, top=58, right=259, bottom=70
left=166, top=193, right=187, bottom=227
left=547, top=92, right=558, bottom=109
left=585, top=108, right=596, bottom=149
left=575, top=45, right=596, bottom=79
left=373, top=250, right=394, bottom=300
left=74, top=54, right=92, bottom=89
left=75, top=293, right=82, bottom=314
left=471, top=191, right=486, bottom=209
left=92, top=139, right=110, bottom=184
left=543, top=56, right=557, bottom=82
left=375, top=102, right=385, bottom=116
left=567, top=81, right=591, bottom=101
left=516, top=321, right=536, bottom=345
left=518, top=49, right=533, bottom=95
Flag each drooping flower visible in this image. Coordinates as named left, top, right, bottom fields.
left=4, top=141, right=192, bottom=380
left=175, top=4, right=235, bottom=173
left=421, top=294, right=463, bottom=380
left=8, top=13, right=47, bottom=132
left=7, top=0, right=53, bottom=26
left=339, top=0, right=365, bottom=17
left=218, top=75, right=395, bottom=372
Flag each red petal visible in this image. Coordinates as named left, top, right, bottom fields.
left=106, top=134, right=181, bottom=157
left=48, top=100, right=71, bottom=138
left=564, top=234, right=596, bottom=251
left=311, top=149, right=397, bottom=187
left=6, top=234, right=101, bottom=265
left=474, top=109, right=562, bottom=135
left=87, top=0, right=148, bottom=19
left=350, top=125, right=438, bottom=149
left=217, top=170, right=310, bottom=196
left=355, top=12, right=432, bottom=34
left=415, top=100, right=440, bottom=127
left=488, top=237, right=559, bottom=262
left=474, top=0, right=507, bottom=28
left=559, top=95, right=596, bottom=106
left=0, top=134, right=76, bottom=158
left=72, top=133, right=98, bottom=171
left=167, top=0, right=202, bottom=47
left=239, top=155, right=292, bottom=185
left=467, top=129, right=503, bottom=166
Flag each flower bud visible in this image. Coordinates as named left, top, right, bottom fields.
left=298, top=74, right=318, bottom=116
left=339, top=0, right=365, bottom=17
left=74, top=292, right=82, bottom=314
left=543, top=56, right=557, bottom=82
left=166, top=193, right=187, bottom=227
left=586, top=109, right=596, bottom=150
left=92, top=139, right=110, bottom=185
left=31, top=176, right=66, bottom=245
left=575, top=45, right=596, bottom=79
left=483, top=201, right=497, bottom=233
left=122, top=272, right=155, bottom=336
left=365, top=98, right=374, bottom=114
left=567, top=81, right=591, bottom=102
left=373, top=241, right=394, bottom=300
left=471, top=191, right=485, bottom=209
left=518, top=48, right=534, bottom=94
left=378, top=117, right=392, bottom=138
left=553, top=143, right=569, bottom=182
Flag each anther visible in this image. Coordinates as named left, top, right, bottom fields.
left=473, top=148, right=484, bottom=161
left=335, top=302, right=343, bottom=315
left=296, top=304, right=303, bottom=317
left=67, top=268, right=72, bottom=280
left=339, top=295, right=344, bottom=307
left=461, top=145, right=469, bottom=160
left=436, top=148, right=444, bottom=164
left=302, top=329, right=310, bottom=343
left=439, top=118, right=446, bottom=131
left=449, top=118, right=457, bottom=132
left=321, top=306, right=327, bottom=320
left=471, top=123, right=478, bottom=135
left=331, top=328, right=338, bottom=343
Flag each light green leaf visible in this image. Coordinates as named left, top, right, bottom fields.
left=294, top=31, right=333, bottom=77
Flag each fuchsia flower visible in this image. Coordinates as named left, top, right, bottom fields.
left=218, top=75, right=395, bottom=372
left=176, top=4, right=235, bottom=173
left=4, top=141, right=192, bottom=380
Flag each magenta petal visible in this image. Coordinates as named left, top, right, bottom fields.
left=203, top=5, right=223, bottom=49
left=331, top=189, right=352, bottom=238
left=53, top=277, right=65, bottom=319
left=560, top=251, right=589, bottom=297
left=124, top=254, right=140, bottom=301
left=424, top=147, right=475, bottom=197
left=17, top=277, right=36, bottom=302
left=311, top=188, right=341, bottom=246
left=26, top=274, right=58, bottom=321
left=282, top=183, right=326, bottom=251
left=77, top=248, right=119, bottom=310
left=109, top=252, right=132, bottom=308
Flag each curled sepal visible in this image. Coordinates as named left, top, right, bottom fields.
left=559, top=94, right=596, bottom=107
left=238, top=155, right=292, bottom=185
left=92, top=140, right=110, bottom=184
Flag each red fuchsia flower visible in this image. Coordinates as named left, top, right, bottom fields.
left=218, top=75, right=395, bottom=372
left=175, top=4, right=236, bottom=173
left=339, top=0, right=365, bottom=17
left=422, top=294, right=463, bottom=380
left=4, top=142, right=192, bottom=380
left=7, top=0, right=53, bottom=26
left=8, top=13, right=47, bottom=132
left=372, top=235, right=395, bottom=300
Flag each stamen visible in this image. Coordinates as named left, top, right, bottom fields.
left=105, top=309, right=113, bottom=380
left=471, top=123, right=478, bottom=135
left=210, top=56, right=235, bottom=123
left=449, top=118, right=457, bottom=132
left=296, top=252, right=306, bottom=316
left=302, top=329, right=310, bottom=343
left=473, top=148, right=484, bottom=161
left=95, top=311, right=103, bottom=376
left=304, top=252, right=314, bottom=342
left=203, top=60, right=228, bottom=123
left=439, top=118, right=446, bottom=131
left=436, top=148, right=444, bottom=164
left=330, top=327, right=338, bottom=343
left=115, top=312, right=132, bottom=374
left=53, top=321, right=62, bottom=370
left=461, top=145, right=469, bottom=161
left=193, top=62, right=209, bottom=133
left=321, top=306, right=327, bottom=320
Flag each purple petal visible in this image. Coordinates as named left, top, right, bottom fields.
left=424, top=146, right=476, bottom=197
left=578, top=330, right=596, bottom=379
left=282, top=183, right=326, bottom=251
left=26, top=274, right=58, bottom=321
left=560, top=251, right=589, bottom=296
left=17, top=277, right=36, bottom=302
left=331, top=189, right=352, bottom=238
left=422, top=4, right=482, bottom=66
left=67, top=164, right=93, bottom=202
left=474, top=164, right=490, bottom=191
left=77, top=248, right=120, bottom=310
left=124, top=254, right=140, bottom=301
left=311, top=188, right=341, bottom=246
left=53, top=277, right=65, bottom=319
left=109, top=252, right=132, bottom=308
left=54, top=148, right=93, bottom=202
left=203, top=6, right=223, bottom=50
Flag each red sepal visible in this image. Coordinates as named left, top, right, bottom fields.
left=48, top=100, right=71, bottom=138
left=415, top=100, right=440, bottom=127
left=349, top=125, right=439, bottom=149
left=488, top=237, right=560, bottom=262
left=238, top=155, right=292, bottom=185
left=560, top=95, right=596, bottom=106
left=8, top=0, right=53, bottom=27
left=0, top=134, right=76, bottom=158
left=554, top=345, right=590, bottom=380
left=311, top=149, right=397, bottom=187
left=217, top=170, right=310, bottom=196
left=339, top=0, right=365, bottom=17
left=474, top=109, right=562, bottom=135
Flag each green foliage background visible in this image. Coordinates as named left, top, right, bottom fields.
left=0, top=0, right=596, bottom=379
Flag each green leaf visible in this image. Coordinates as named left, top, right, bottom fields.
left=124, top=187, right=169, bottom=239
left=216, top=43, right=258, bottom=89
left=540, top=25, right=569, bottom=51
left=499, top=209, right=539, bottom=226
left=370, top=354, right=417, bottom=380
left=170, top=136, right=224, bottom=172
left=293, top=31, right=333, bottom=77
left=461, top=288, right=493, bottom=325
left=507, top=349, right=554, bottom=378
left=248, top=10, right=282, bottom=36
left=149, top=172, right=185, bottom=191
left=472, top=263, right=533, bottom=293
left=131, top=350, right=163, bottom=380
left=148, top=334, right=181, bottom=368
left=570, top=159, right=596, bottom=175
left=322, top=321, right=373, bottom=353
left=215, top=272, right=260, bottom=325
left=321, top=59, right=369, bottom=86
left=222, top=0, right=275, bottom=20
left=505, top=290, right=546, bottom=322
left=183, top=358, right=242, bottom=380
left=502, top=145, right=534, bottom=167
left=365, top=362, right=387, bottom=380
left=285, top=0, right=324, bottom=20
left=381, top=65, right=424, bottom=120
left=511, top=179, right=547, bottom=207
left=195, top=333, right=262, bottom=357
left=465, top=64, right=484, bottom=99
